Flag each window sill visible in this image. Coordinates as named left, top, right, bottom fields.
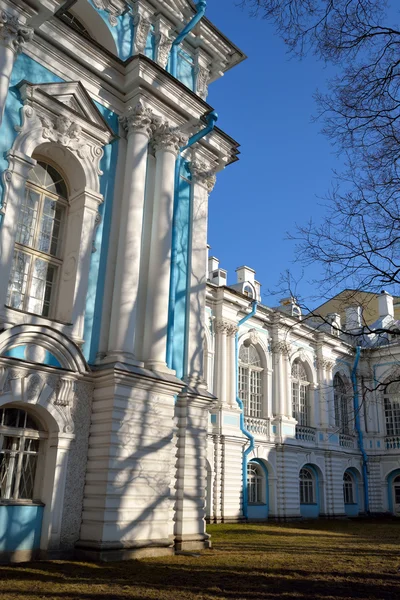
left=300, top=503, right=317, bottom=506
left=248, top=503, right=267, bottom=506
left=5, top=305, right=72, bottom=326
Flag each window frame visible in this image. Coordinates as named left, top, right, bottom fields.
left=6, top=161, right=68, bottom=319
left=343, top=471, right=355, bottom=505
left=299, top=467, right=316, bottom=505
left=384, top=393, right=400, bottom=437
left=291, top=361, right=310, bottom=426
left=0, top=408, right=47, bottom=504
left=247, top=462, right=265, bottom=505
left=239, top=344, right=264, bottom=418
left=334, top=373, right=352, bottom=434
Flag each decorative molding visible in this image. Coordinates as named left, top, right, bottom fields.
left=270, top=340, right=291, bottom=355
left=133, top=13, right=152, bottom=54
left=152, top=119, right=188, bottom=155
left=92, top=212, right=102, bottom=253
left=0, top=11, right=33, bottom=53
left=119, top=100, right=154, bottom=137
left=214, top=319, right=237, bottom=336
left=194, top=65, right=210, bottom=100
left=92, top=0, right=124, bottom=27
left=316, top=358, right=335, bottom=371
left=155, top=32, right=172, bottom=68
left=189, top=159, right=217, bottom=193
left=248, top=328, right=259, bottom=346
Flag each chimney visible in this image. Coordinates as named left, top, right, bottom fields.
left=378, top=290, right=394, bottom=319
left=326, top=312, right=341, bottom=336
left=280, top=297, right=302, bottom=318
left=208, top=256, right=219, bottom=280
left=236, top=266, right=255, bottom=285
left=345, top=306, right=362, bottom=332
left=210, top=268, right=227, bottom=287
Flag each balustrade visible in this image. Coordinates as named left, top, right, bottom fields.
left=295, top=425, right=316, bottom=442
left=244, top=416, right=270, bottom=439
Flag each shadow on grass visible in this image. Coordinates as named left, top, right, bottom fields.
left=1, top=556, right=400, bottom=600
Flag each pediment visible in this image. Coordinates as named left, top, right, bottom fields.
left=17, top=80, right=114, bottom=138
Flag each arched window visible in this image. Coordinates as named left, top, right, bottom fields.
left=239, top=344, right=263, bottom=417
left=299, top=467, right=315, bottom=504
left=334, top=373, right=351, bottom=433
left=0, top=408, right=44, bottom=501
left=247, top=462, right=264, bottom=504
left=292, top=360, right=310, bottom=426
left=7, top=161, right=68, bottom=318
left=383, top=380, right=400, bottom=436
left=62, top=10, right=92, bottom=37
left=343, top=471, right=355, bottom=505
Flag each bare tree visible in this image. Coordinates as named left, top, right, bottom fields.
left=243, top=1, right=400, bottom=299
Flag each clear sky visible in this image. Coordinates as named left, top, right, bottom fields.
left=205, top=0, right=343, bottom=309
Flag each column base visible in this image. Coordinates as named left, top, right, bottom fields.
left=75, top=540, right=174, bottom=562
left=97, top=352, right=144, bottom=367
left=175, top=534, right=211, bottom=552
left=145, top=360, right=176, bottom=375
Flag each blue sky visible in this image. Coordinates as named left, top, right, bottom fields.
left=205, top=1, right=343, bottom=308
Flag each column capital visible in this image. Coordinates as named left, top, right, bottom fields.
left=270, top=340, right=291, bottom=356
left=0, top=11, right=33, bottom=53
left=152, top=119, right=188, bottom=155
left=189, top=159, right=217, bottom=193
left=214, top=319, right=237, bottom=336
left=119, top=101, right=154, bottom=137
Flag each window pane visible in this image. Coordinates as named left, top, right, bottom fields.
left=7, top=251, right=31, bottom=310
left=27, top=258, right=57, bottom=317
left=18, top=453, right=38, bottom=499
left=36, top=197, right=63, bottom=256
left=15, top=189, right=40, bottom=247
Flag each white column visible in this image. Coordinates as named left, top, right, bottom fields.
left=0, top=12, right=33, bottom=125
left=107, top=102, right=153, bottom=364
left=144, top=124, right=184, bottom=372
left=214, top=319, right=228, bottom=404
left=183, top=166, right=216, bottom=387
left=0, top=151, right=36, bottom=316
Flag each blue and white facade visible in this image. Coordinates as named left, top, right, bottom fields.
left=204, top=263, right=400, bottom=523
left=0, top=0, right=245, bottom=562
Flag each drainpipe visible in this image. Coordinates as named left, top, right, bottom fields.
left=235, top=300, right=258, bottom=519
left=169, top=0, right=207, bottom=78
left=351, top=345, right=370, bottom=514
left=166, top=109, right=218, bottom=370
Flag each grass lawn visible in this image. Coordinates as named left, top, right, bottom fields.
left=1, top=520, right=400, bottom=599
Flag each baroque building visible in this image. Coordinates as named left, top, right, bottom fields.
left=0, top=0, right=245, bottom=562
left=205, top=261, right=400, bottom=522
left=1, top=0, right=400, bottom=567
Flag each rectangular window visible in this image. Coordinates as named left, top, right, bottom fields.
left=0, top=436, right=39, bottom=500
left=300, top=480, right=314, bottom=504
left=385, top=396, right=400, bottom=436
left=343, top=481, right=354, bottom=504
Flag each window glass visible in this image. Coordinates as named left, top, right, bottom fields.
left=343, top=472, right=355, bottom=504
left=247, top=463, right=264, bottom=504
left=292, top=361, right=310, bottom=426
left=334, top=374, right=351, bottom=433
left=0, top=409, right=41, bottom=502
left=7, top=161, right=67, bottom=317
left=384, top=382, right=400, bottom=436
left=299, top=467, right=315, bottom=504
left=239, top=344, right=263, bottom=417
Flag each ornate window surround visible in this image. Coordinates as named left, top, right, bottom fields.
left=0, top=81, right=114, bottom=341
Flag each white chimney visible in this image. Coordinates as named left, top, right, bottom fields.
left=378, top=290, right=394, bottom=319
left=254, top=280, right=262, bottom=302
left=208, top=256, right=219, bottom=280
left=326, top=312, right=341, bottom=336
left=345, top=306, right=362, bottom=331
left=210, top=268, right=227, bottom=287
left=236, top=266, right=255, bottom=284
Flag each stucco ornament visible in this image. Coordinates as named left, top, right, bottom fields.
left=120, top=101, right=154, bottom=137
left=152, top=118, right=189, bottom=155
left=155, top=32, right=172, bottom=68
left=0, top=11, right=33, bottom=52
left=92, top=0, right=124, bottom=26
left=189, top=159, right=218, bottom=193
left=270, top=340, right=291, bottom=356
left=195, top=65, right=210, bottom=100
left=133, top=13, right=151, bottom=54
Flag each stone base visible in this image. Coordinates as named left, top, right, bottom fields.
left=75, top=540, right=175, bottom=562
left=174, top=536, right=211, bottom=552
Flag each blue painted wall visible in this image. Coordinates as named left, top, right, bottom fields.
left=170, top=159, right=192, bottom=379
left=177, top=49, right=195, bottom=91
left=0, top=54, right=63, bottom=209
left=82, top=104, right=119, bottom=364
left=300, top=464, right=320, bottom=518
left=0, top=505, right=43, bottom=553
left=3, top=345, right=61, bottom=368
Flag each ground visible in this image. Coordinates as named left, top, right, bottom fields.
left=1, top=520, right=400, bottom=600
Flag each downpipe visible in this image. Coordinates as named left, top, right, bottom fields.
left=235, top=300, right=258, bottom=519
left=166, top=110, right=218, bottom=369
left=169, top=0, right=207, bottom=78
left=351, top=345, right=370, bottom=514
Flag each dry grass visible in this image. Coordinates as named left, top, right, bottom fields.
left=1, top=519, right=400, bottom=600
